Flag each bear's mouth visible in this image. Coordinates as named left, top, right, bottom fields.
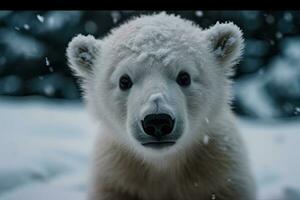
left=142, top=141, right=176, bottom=149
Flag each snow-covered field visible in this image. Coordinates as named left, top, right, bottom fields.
left=0, top=96, right=300, bottom=200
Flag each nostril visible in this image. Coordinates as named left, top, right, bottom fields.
left=144, top=125, right=156, bottom=136
left=142, top=114, right=175, bottom=138
left=160, top=125, right=172, bottom=135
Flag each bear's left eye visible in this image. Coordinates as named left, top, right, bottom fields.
left=176, top=71, right=191, bottom=87
left=119, top=74, right=133, bottom=91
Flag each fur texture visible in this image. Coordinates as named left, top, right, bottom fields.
left=67, top=12, right=256, bottom=200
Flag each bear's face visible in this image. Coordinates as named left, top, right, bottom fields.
left=67, top=13, right=244, bottom=161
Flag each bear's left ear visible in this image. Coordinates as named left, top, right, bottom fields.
left=66, top=34, right=101, bottom=78
left=204, top=22, right=244, bottom=68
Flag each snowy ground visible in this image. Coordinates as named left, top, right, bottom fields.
left=0, top=97, right=300, bottom=200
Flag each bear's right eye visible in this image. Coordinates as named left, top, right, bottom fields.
left=176, top=71, right=191, bottom=87
left=119, top=74, right=133, bottom=91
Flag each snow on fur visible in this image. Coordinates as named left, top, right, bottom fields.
left=67, top=13, right=244, bottom=76
left=102, top=12, right=206, bottom=66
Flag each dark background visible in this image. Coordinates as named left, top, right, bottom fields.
left=1, top=10, right=300, bottom=119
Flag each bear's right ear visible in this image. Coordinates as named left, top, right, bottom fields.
left=66, top=34, right=100, bottom=78
left=203, top=22, right=244, bottom=68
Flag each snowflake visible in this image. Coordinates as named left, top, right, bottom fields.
left=284, top=12, right=293, bottom=21
left=205, top=118, right=210, bottom=124
left=45, top=57, right=50, bottom=66
left=203, top=135, right=210, bottom=145
left=211, top=193, right=216, bottom=200
left=23, top=24, right=30, bottom=30
left=111, top=11, right=121, bottom=24
left=195, top=11, right=203, bottom=17
left=294, top=107, right=300, bottom=114
left=265, top=14, right=275, bottom=24
left=37, top=14, right=44, bottom=23
left=276, top=32, right=283, bottom=39
left=44, top=85, right=55, bottom=96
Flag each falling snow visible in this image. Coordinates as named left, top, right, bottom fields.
left=44, top=84, right=54, bottom=96
left=203, top=135, right=210, bottom=145
left=45, top=57, right=50, bottom=66
left=23, top=24, right=30, bottom=30
left=265, top=15, right=275, bottom=24
left=111, top=11, right=121, bottom=24
left=37, top=14, right=45, bottom=23
left=284, top=12, right=293, bottom=21
left=211, top=193, right=216, bottom=200
left=276, top=32, right=283, bottom=39
left=195, top=11, right=203, bottom=17
left=0, top=11, right=300, bottom=200
left=205, top=118, right=210, bottom=124
left=45, top=57, right=53, bottom=72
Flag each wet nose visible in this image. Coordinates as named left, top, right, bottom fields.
left=141, top=114, right=175, bottom=138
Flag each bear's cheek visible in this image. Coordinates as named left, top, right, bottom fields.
left=182, top=84, right=208, bottom=119
left=113, top=92, right=129, bottom=121
left=95, top=80, right=129, bottom=126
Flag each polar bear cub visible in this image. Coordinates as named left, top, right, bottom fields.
left=67, top=12, right=256, bottom=200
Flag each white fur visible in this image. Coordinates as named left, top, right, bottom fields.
left=66, top=34, right=100, bottom=77
left=67, top=12, right=255, bottom=200
left=204, top=21, right=245, bottom=76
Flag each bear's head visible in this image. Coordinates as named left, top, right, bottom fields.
left=67, top=12, right=244, bottom=163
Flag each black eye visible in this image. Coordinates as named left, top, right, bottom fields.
left=176, top=71, right=191, bottom=87
left=119, top=74, right=133, bottom=91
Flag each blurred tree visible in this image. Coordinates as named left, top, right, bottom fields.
left=0, top=11, right=300, bottom=118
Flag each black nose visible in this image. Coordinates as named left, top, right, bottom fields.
left=142, top=114, right=175, bottom=138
